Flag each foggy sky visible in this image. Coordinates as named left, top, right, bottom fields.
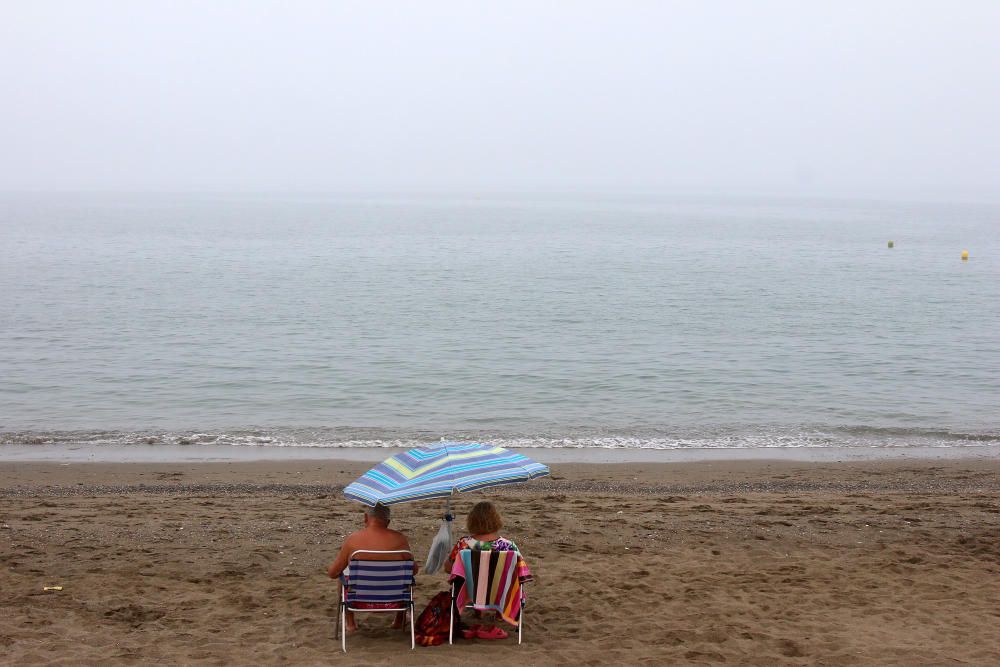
left=2, top=1, right=999, bottom=199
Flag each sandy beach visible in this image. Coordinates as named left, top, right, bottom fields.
left=2, top=457, right=998, bottom=666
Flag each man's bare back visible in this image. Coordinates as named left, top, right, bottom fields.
left=327, top=524, right=412, bottom=578
left=327, top=504, right=417, bottom=632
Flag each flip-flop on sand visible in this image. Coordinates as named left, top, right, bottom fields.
left=475, top=626, right=509, bottom=640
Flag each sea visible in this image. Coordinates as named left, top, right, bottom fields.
left=2, top=193, right=998, bottom=458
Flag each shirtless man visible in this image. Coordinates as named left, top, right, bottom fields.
left=328, top=503, right=417, bottom=631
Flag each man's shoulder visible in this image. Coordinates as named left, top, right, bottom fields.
left=387, top=528, right=411, bottom=544
left=342, top=529, right=368, bottom=549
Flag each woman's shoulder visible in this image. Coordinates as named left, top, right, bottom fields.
left=494, top=536, right=520, bottom=551
left=450, top=536, right=473, bottom=553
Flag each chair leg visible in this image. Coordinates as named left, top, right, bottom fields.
left=341, top=606, right=347, bottom=653
left=448, top=583, right=454, bottom=645
left=335, top=585, right=343, bottom=640
left=409, top=603, right=415, bottom=650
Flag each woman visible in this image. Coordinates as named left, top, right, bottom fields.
left=447, top=501, right=532, bottom=640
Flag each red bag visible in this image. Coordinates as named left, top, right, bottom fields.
left=415, top=591, right=459, bottom=646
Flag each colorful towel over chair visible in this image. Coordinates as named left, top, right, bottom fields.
left=450, top=549, right=530, bottom=626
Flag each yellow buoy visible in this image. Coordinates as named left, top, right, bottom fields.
left=887, top=240, right=894, bottom=248
left=961, top=250, right=969, bottom=261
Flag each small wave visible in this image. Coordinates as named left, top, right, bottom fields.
left=2, top=426, right=999, bottom=450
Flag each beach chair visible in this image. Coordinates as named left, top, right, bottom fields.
left=335, top=550, right=415, bottom=652
left=448, top=549, right=528, bottom=645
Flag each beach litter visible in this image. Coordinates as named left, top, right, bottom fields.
left=42, top=586, right=63, bottom=592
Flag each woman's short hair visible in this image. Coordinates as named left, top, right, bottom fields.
left=466, top=501, right=502, bottom=535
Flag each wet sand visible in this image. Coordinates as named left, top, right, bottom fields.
left=1, top=458, right=999, bottom=665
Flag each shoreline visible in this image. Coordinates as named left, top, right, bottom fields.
left=3, top=442, right=1000, bottom=465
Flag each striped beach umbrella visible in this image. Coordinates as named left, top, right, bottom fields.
left=343, top=442, right=550, bottom=506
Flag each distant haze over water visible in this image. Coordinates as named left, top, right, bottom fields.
left=1, top=194, right=998, bottom=451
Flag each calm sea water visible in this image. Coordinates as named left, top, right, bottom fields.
left=1, top=193, right=998, bottom=451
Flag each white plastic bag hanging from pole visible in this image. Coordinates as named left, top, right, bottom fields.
left=423, top=513, right=454, bottom=574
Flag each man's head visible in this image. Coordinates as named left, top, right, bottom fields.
left=363, top=503, right=391, bottom=527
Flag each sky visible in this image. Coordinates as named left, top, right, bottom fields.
left=2, top=1, right=999, bottom=199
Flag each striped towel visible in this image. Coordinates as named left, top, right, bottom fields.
left=451, top=549, right=526, bottom=626
left=345, top=560, right=414, bottom=604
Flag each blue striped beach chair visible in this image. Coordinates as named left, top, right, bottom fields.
left=336, top=550, right=416, bottom=652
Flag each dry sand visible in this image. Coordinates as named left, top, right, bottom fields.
left=1, top=458, right=998, bottom=666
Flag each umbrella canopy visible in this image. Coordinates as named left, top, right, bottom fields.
left=343, top=442, right=550, bottom=506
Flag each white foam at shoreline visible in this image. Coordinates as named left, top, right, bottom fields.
left=4, top=428, right=1000, bottom=451
left=3, top=441, right=999, bottom=464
